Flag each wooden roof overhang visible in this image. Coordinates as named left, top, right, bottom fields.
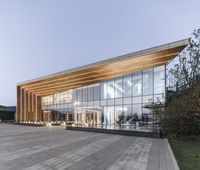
left=17, top=39, right=189, bottom=97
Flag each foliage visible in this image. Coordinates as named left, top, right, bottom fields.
left=162, top=29, right=200, bottom=138
left=162, top=81, right=200, bottom=138
left=168, top=29, right=200, bottom=89
left=0, top=111, right=15, bottom=121
left=117, top=114, right=126, bottom=124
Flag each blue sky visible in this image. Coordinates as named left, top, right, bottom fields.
left=0, top=0, right=200, bottom=106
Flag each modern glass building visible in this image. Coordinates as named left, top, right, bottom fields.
left=16, top=39, right=189, bottom=132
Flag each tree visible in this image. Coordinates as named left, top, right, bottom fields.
left=168, top=29, right=200, bottom=91
left=162, top=29, right=200, bottom=137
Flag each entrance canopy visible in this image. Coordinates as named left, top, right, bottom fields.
left=17, top=39, right=189, bottom=97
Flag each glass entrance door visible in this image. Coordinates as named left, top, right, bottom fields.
left=85, top=111, right=97, bottom=126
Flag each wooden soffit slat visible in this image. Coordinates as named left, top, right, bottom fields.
left=25, top=52, right=178, bottom=92
left=18, top=43, right=188, bottom=96
left=37, top=60, right=168, bottom=96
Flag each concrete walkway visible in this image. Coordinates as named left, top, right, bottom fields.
left=0, top=123, right=178, bottom=170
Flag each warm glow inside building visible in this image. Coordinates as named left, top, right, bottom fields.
left=16, top=39, right=189, bottom=132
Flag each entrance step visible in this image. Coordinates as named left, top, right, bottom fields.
left=66, top=126, right=161, bottom=138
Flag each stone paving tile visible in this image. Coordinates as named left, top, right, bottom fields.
left=1, top=134, right=109, bottom=169
left=147, top=139, right=178, bottom=170
left=107, top=137, right=153, bottom=170
left=66, top=136, right=135, bottom=170
left=0, top=123, right=178, bottom=170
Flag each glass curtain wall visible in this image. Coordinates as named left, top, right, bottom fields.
left=42, top=65, right=165, bottom=132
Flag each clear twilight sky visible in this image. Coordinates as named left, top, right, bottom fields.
left=0, top=0, right=199, bottom=106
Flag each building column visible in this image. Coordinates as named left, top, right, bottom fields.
left=27, top=92, right=32, bottom=121
left=16, top=86, right=20, bottom=122
left=29, top=92, right=33, bottom=121
left=23, top=91, right=28, bottom=122
left=37, top=96, right=42, bottom=121
left=17, top=88, right=37, bottom=123
left=33, top=94, right=36, bottom=122
left=17, top=88, right=42, bottom=123
left=35, top=95, right=42, bottom=122
left=20, top=88, right=24, bottom=122
left=32, top=94, right=36, bottom=122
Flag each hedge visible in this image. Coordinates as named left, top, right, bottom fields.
left=0, top=111, right=15, bottom=121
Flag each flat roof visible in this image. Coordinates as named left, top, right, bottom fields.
left=18, top=38, right=189, bottom=96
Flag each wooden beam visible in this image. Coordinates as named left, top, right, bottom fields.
left=37, top=61, right=167, bottom=96
left=21, top=46, right=184, bottom=89
left=24, top=54, right=176, bottom=95
left=24, top=52, right=176, bottom=92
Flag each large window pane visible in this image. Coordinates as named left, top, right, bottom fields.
left=143, top=68, right=153, bottom=95
left=82, top=87, right=87, bottom=102
left=143, top=95, right=153, bottom=103
left=42, top=95, right=53, bottom=106
left=124, top=105, right=132, bottom=124
left=100, top=82, right=107, bottom=99
left=154, top=66, right=165, bottom=94
left=94, top=100, right=100, bottom=107
left=73, top=89, right=76, bottom=103
left=115, top=98, right=122, bottom=105
left=88, top=101, right=93, bottom=107
left=93, top=84, right=100, bottom=100
left=62, top=90, right=72, bottom=104
left=132, top=72, right=142, bottom=96
left=88, top=85, right=94, bottom=101
left=104, top=106, right=115, bottom=127
left=107, top=99, right=114, bottom=106
left=114, top=78, right=123, bottom=98
left=107, top=80, right=115, bottom=99
left=142, top=104, right=152, bottom=123
left=54, top=93, right=61, bottom=104
left=100, top=100, right=107, bottom=106
left=75, top=89, right=82, bottom=106
left=115, top=106, right=123, bottom=125
left=123, top=75, right=132, bottom=97
left=132, top=96, right=142, bottom=104
left=100, top=106, right=105, bottom=125
left=123, top=97, right=131, bottom=105
left=132, top=104, right=142, bottom=119
left=154, top=94, right=165, bottom=103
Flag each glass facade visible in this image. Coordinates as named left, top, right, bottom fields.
left=42, top=65, right=165, bottom=132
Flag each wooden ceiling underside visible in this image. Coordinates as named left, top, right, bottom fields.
left=19, top=45, right=187, bottom=97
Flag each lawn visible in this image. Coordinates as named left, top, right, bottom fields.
left=169, top=137, right=200, bottom=170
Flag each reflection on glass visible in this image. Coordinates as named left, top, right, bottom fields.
left=115, top=106, right=123, bottom=125
left=93, top=84, right=100, bottom=100
left=100, top=82, right=107, bottom=99
left=154, top=66, right=165, bottom=94
left=132, top=104, right=142, bottom=119
left=132, top=72, right=142, bottom=96
left=143, top=95, right=153, bottom=103
left=88, top=85, right=94, bottom=101
left=123, top=75, right=132, bottom=97
left=41, top=65, right=165, bottom=132
left=105, top=106, right=115, bottom=127
left=114, top=78, right=123, bottom=98
left=143, top=68, right=153, bottom=95
left=82, top=87, right=87, bottom=102
left=107, top=80, right=115, bottom=99
left=123, top=105, right=132, bottom=124
left=154, top=94, right=165, bottom=103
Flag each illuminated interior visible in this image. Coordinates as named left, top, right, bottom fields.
left=16, top=39, right=189, bottom=132
left=41, top=66, right=165, bottom=132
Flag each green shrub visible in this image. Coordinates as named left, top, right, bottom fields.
left=162, top=115, right=200, bottom=138
left=162, top=82, right=200, bottom=138
left=0, top=111, right=15, bottom=121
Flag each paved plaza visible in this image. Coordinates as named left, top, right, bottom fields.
left=0, top=123, right=178, bottom=170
